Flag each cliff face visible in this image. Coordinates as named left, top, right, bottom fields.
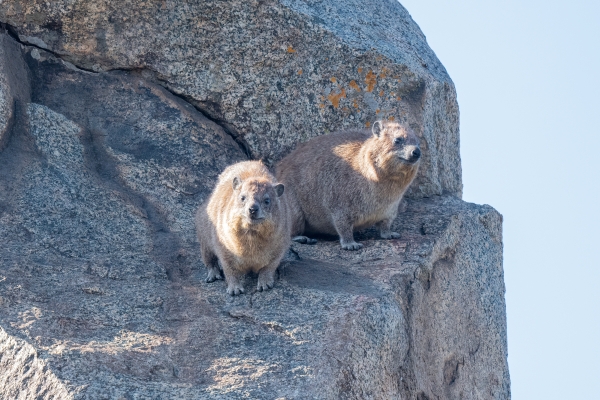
left=0, top=1, right=509, bottom=398
left=0, top=0, right=461, bottom=198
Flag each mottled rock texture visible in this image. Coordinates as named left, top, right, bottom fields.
left=0, top=0, right=461, bottom=198
left=0, top=0, right=508, bottom=398
left=0, top=32, right=30, bottom=149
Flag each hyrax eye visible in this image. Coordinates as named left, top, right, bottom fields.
left=264, top=198, right=271, bottom=205
left=240, top=195, right=246, bottom=202
left=394, top=137, right=404, bottom=145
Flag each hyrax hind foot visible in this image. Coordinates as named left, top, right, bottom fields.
left=380, top=231, right=401, bottom=240
left=292, top=236, right=317, bottom=245
left=341, top=241, right=363, bottom=251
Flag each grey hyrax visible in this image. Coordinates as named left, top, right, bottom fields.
left=276, top=120, right=421, bottom=250
left=195, top=161, right=291, bottom=295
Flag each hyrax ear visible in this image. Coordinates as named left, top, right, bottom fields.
left=274, top=183, right=285, bottom=197
left=232, top=176, right=241, bottom=191
left=372, top=120, right=383, bottom=137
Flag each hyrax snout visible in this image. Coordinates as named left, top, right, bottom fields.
left=276, top=120, right=421, bottom=250
left=232, top=176, right=284, bottom=226
left=195, top=161, right=291, bottom=295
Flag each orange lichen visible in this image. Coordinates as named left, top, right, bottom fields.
left=352, top=99, right=359, bottom=109
left=327, top=88, right=346, bottom=108
left=358, top=67, right=363, bottom=73
left=365, top=121, right=371, bottom=128
left=287, top=46, right=296, bottom=53
left=378, top=67, right=390, bottom=79
left=379, top=90, right=384, bottom=97
left=375, top=109, right=380, bottom=114
left=330, top=77, right=337, bottom=83
left=318, top=103, right=326, bottom=109
left=388, top=116, right=395, bottom=121
left=349, top=80, right=361, bottom=91
left=365, top=70, right=377, bottom=92
left=396, top=97, right=402, bottom=101
left=298, top=69, right=303, bottom=75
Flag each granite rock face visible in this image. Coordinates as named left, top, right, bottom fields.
left=0, top=1, right=509, bottom=398
left=0, top=0, right=461, bottom=198
left=0, top=32, right=30, bottom=149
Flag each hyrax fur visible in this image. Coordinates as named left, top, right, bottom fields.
left=276, top=120, right=421, bottom=250
left=195, top=161, right=291, bottom=295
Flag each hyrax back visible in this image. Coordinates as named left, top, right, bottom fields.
left=276, top=120, right=421, bottom=250
left=195, top=161, right=291, bottom=295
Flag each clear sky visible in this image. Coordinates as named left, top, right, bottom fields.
left=399, top=1, right=600, bottom=398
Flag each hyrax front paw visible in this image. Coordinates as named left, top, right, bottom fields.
left=257, top=277, right=275, bottom=292
left=205, top=269, right=223, bottom=283
left=380, top=231, right=401, bottom=240
left=226, top=284, right=245, bottom=296
left=257, top=268, right=276, bottom=292
left=341, top=241, right=363, bottom=251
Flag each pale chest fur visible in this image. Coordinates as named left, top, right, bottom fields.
left=353, top=180, right=405, bottom=229
left=348, top=146, right=416, bottom=223
left=218, top=213, right=281, bottom=273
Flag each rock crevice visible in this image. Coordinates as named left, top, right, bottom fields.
left=5, top=21, right=254, bottom=162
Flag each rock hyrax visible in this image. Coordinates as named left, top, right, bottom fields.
left=195, top=161, right=291, bottom=295
left=276, top=120, right=421, bottom=250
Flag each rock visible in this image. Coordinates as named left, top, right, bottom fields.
left=0, top=101, right=510, bottom=396
left=20, top=46, right=245, bottom=281
left=0, top=29, right=30, bottom=149
left=0, top=0, right=509, bottom=396
left=0, top=327, right=72, bottom=399
left=0, top=51, right=11, bottom=146
left=0, top=0, right=461, bottom=198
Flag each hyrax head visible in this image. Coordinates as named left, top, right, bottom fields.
left=372, top=120, right=421, bottom=165
left=232, top=176, right=284, bottom=224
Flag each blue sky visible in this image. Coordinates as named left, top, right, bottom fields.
left=399, top=1, right=600, bottom=398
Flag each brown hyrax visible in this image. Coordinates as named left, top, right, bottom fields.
left=276, top=120, right=421, bottom=250
left=195, top=161, right=291, bottom=295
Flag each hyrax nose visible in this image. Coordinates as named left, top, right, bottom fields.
left=411, top=148, right=421, bottom=160
left=248, top=204, right=259, bottom=215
